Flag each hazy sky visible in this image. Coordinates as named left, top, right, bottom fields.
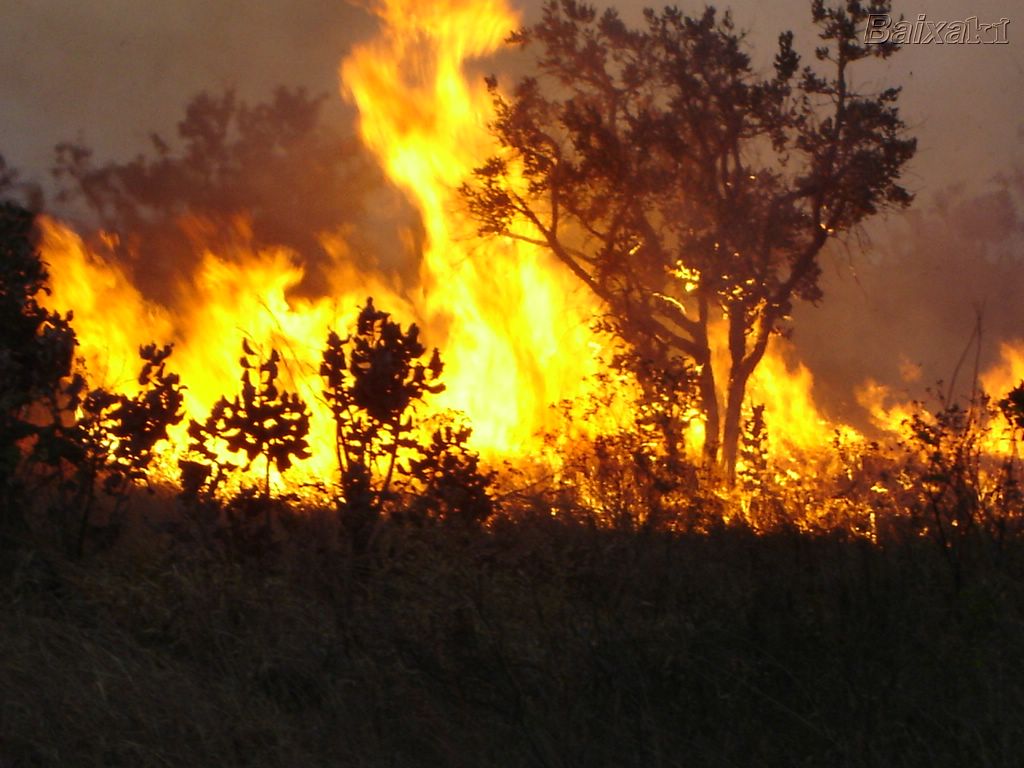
left=2, top=0, right=1021, bottom=191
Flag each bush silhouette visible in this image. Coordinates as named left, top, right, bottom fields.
left=320, top=298, right=493, bottom=538
left=0, top=202, right=77, bottom=539
left=50, top=344, right=184, bottom=557
left=184, top=341, right=311, bottom=501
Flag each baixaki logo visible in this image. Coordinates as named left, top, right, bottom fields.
left=865, top=14, right=1009, bottom=45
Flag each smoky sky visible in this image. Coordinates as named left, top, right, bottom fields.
left=2, top=0, right=1021, bottom=188
left=0, top=0, right=375, bottom=176
left=2, top=0, right=1023, bottom=422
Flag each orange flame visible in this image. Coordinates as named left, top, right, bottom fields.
left=34, top=0, right=915, bottom=496
left=342, top=0, right=606, bottom=453
left=35, top=0, right=609, bottom=491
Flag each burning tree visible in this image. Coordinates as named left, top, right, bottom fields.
left=463, top=0, right=916, bottom=477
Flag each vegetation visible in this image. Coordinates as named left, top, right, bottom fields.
left=50, top=87, right=401, bottom=302
left=320, top=298, right=494, bottom=542
left=4, top=189, right=1024, bottom=764
left=4, top=515, right=1024, bottom=767
left=0, top=201, right=77, bottom=540
left=2, top=2, right=1023, bottom=765
left=463, top=0, right=916, bottom=476
left=185, top=342, right=311, bottom=502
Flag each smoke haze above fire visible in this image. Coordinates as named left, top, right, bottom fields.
left=2, top=0, right=1020, bottom=190
left=2, top=0, right=1023, bottom=429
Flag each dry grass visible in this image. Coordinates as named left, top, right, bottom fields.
left=2, top=511, right=1024, bottom=767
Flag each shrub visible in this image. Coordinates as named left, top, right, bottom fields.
left=320, top=298, right=494, bottom=541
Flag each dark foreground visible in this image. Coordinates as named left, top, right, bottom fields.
left=2, top=513, right=1023, bottom=768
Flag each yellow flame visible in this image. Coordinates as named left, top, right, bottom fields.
left=342, top=0, right=605, bottom=453
left=748, top=336, right=856, bottom=456
left=35, top=0, right=609, bottom=491
left=34, top=0, right=960, bottom=500
left=981, top=340, right=1024, bottom=400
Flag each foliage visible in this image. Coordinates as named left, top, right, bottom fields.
left=999, top=381, right=1024, bottom=431
left=7, top=513, right=1024, bottom=768
left=51, top=87, right=382, bottom=299
left=463, top=0, right=916, bottom=477
left=48, top=344, right=185, bottom=557
left=184, top=341, right=311, bottom=501
left=541, top=353, right=709, bottom=531
left=177, top=343, right=310, bottom=561
left=403, top=418, right=495, bottom=527
left=320, top=298, right=494, bottom=536
left=0, top=202, right=78, bottom=537
left=882, top=390, right=1024, bottom=589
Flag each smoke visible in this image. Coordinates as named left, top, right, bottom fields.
left=0, top=0, right=376, bottom=179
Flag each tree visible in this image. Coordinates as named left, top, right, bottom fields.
left=52, top=87, right=382, bottom=300
left=53, top=344, right=184, bottom=557
left=463, top=0, right=915, bottom=478
left=186, top=341, right=311, bottom=500
left=0, top=201, right=183, bottom=554
left=321, top=298, right=444, bottom=517
left=320, top=298, right=493, bottom=536
left=0, top=202, right=78, bottom=531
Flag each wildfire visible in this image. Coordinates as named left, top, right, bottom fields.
left=35, top=0, right=610, bottom=490
left=32, top=0, right=1021, bottom=498
left=342, top=0, right=607, bottom=454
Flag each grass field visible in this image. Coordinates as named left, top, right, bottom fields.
left=3, top=508, right=1023, bottom=768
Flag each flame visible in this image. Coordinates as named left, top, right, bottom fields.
left=980, top=340, right=1024, bottom=401
left=855, top=341, right=1024, bottom=458
left=40, top=222, right=174, bottom=392
left=747, top=337, right=854, bottom=457
left=341, top=0, right=604, bottom=453
left=32, top=0, right=956, bottom=501
left=34, top=0, right=608, bottom=491
left=856, top=378, right=916, bottom=436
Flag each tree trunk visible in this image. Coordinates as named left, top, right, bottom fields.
left=721, top=306, right=771, bottom=483
left=721, top=372, right=747, bottom=484
left=697, top=351, right=720, bottom=467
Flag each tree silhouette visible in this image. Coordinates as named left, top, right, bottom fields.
left=52, top=87, right=381, bottom=300
left=321, top=298, right=443, bottom=517
left=57, top=344, right=184, bottom=557
left=1, top=164, right=187, bottom=552
left=321, top=298, right=493, bottom=535
left=1000, top=383, right=1024, bottom=432
left=0, top=202, right=77, bottom=533
left=404, top=420, right=494, bottom=526
left=463, top=0, right=915, bottom=478
left=186, top=341, right=311, bottom=500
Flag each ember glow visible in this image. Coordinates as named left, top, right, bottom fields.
left=31, top=0, right=1024, bottom=498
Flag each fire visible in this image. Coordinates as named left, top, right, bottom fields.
left=34, top=0, right=609, bottom=491
left=32, top=0, right=947, bottom=497
left=980, top=340, right=1024, bottom=402
left=39, top=221, right=174, bottom=392
left=855, top=341, right=1024, bottom=458
left=40, top=216, right=346, bottom=483
left=747, top=336, right=859, bottom=458
left=342, top=0, right=605, bottom=453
